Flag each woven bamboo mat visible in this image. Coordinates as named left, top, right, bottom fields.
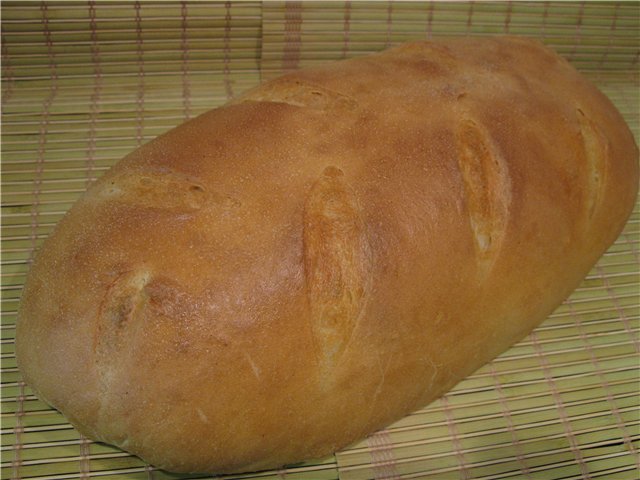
left=1, top=2, right=638, bottom=479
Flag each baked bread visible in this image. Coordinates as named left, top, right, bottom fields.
left=16, top=36, right=638, bottom=474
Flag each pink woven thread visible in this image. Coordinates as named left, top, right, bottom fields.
left=623, top=233, right=640, bottom=262
left=367, top=429, right=401, bottom=480
left=529, top=331, right=591, bottom=479
left=597, top=2, right=619, bottom=68
left=385, top=1, right=393, bottom=48
left=282, top=1, right=302, bottom=73
left=145, top=462, right=155, bottom=480
left=223, top=1, right=233, bottom=100
left=503, top=1, right=513, bottom=34
left=609, top=75, right=640, bottom=139
left=465, top=1, right=475, bottom=35
left=20, top=15, right=60, bottom=478
left=341, top=1, right=351, bottom=59
left=488, top=363, right=532, bottom=477
left=440, top=396, right=471, bottom=479
left=1, top=36, right=14, bottom=112
left=30, top=1, right=59, bottom=265
left=600, top=65, right=635, bottom=159
left=541, top=1, right=550, bottom=39
left=595, top=265, right=639, bottom=353
left=565, top=297, right=639, bottom=467
left=41, top=1, right=58, bottom=83
left=180, top=1, right=191, bottom=120
left=134, top=1, right=145, bottom=147
left=426, top=1, right=435, bottom=39
left=79, top=434, right=91, bottom=479
left=86, top=0, right=102, bottom=187
left=568, top=1, right=585, bottom=62
left=10, top=382, right=26, bottom=480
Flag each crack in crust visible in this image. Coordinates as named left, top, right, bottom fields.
left=456, top=119, right=511, bottom=277
left=92, top=268, right=150, bottom=437
left=93, top=269, right=150, bottom=390
left=303, top=167, right=371, bottom=375
left=94, top=270, right=150, bottom=355
left=96, top=170, right=209, bottom=212
left=231, top=78, right=358, bottom=111
left=576, top=107, right=608, bottom=221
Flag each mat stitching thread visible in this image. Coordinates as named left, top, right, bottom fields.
left=597, top=2, right=620, bottom=69
left=341, top=1, right=351, bottom=59
left=10, top=382, right=25, bottom=480
left=282, top=1, right=302, bottom=73
left=86, top=0, right=102, bottom=188
left=78, top=434, right=91, bottom=479
left=488, top=363, right=532, bottom=477
left=595, top=265, right=640, bottom=354
left=622, top=233, right=640, bottom=262
left=181, top=1, right=192, bottom=120
left=224, top=1, right=234, bottom=100
left=385, top=1, right=393, bottom=48
left=540, top=2, right=550, bottom=40
left=530, top=330, right=592, bottom=479
left=1, top=35, right=14, bottom=112
left=426, top=2, right=435, bottom=39
left=28, top=1, right=59, bottom=272
left=367, top=429, right=401, bottom=480
left=566, top=296, right=640, bottom=467
left=503, top=1, right=513, bottom=34
left=568, top=1, right=586, bottom=62
left=134, top=1, right=145, bottom=147
left=465, top=1, right=474, bottom=35
left=441, top=395, right=471, bottom=479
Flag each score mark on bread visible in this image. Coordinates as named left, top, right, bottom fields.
left=232, top=78, right=358, bottom=111
left=303, top=167, right=371, bottom=374
left=97, top=171, right=209, bottom=212
left=95, top=270, right=150, bottom=354
left=576, top=107, right=609, bottom=221
left=456, top=119, right=511, bottom=276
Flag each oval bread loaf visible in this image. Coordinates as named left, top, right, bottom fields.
left=16, top=36, right=639, bottom=474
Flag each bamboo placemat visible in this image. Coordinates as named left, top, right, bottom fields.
left=1, top=2, right=638, bottom=479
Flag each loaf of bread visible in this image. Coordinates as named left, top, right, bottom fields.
left=16, top=36, right=638, bottom=474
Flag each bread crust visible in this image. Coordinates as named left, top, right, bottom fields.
left=16, top=36, right=639, bottom=473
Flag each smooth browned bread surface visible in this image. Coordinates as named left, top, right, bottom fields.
left=16, top=36, right=638, bottom=474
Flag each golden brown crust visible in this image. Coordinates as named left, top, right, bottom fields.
left=16, top=36, right=638, bottom=473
